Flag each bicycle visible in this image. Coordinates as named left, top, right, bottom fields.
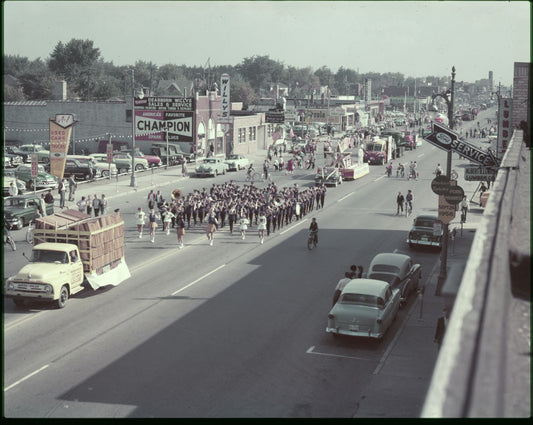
left=307, top=231, right=318, bottom=250
left=26, top=220, right=35, bottom=244
left=246, top=171, right=262, bottom=182
left=4, top=232, right=16, bottom=251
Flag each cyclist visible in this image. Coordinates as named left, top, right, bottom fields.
left=247, top=164, right=255, bottom=179
left=435, top=163, right=443, bottom=177
left=405, top=190, right=414, bottom=215
left=396, top=163, right=405, bottom=178
left=309, top=217, right=318, bottom=245
left=408, top=161, right=418, bottom=180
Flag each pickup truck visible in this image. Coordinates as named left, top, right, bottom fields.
left=5, top=209, right=130, bottom=308
left=4, top=195, right=54, bottom=229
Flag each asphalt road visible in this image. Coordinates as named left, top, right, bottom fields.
left=3, top=112, right=493, bottom=417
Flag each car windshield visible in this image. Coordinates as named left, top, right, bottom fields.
left=227, top=155, right=238, bottom=160
left=372, top=264, right=400, bottom=274
left=32, top=249, right=68, bottom=263
left=203, top=159, right=217, bottom=164
left=414, top=218, right=436, bottom=227
left=341, top=293, right=379, bottom=307
left=19, top=165, right=45, bottom=173
left=4, top=198, right=26, bottom=208
left=366, top=144, right=383, bottom=152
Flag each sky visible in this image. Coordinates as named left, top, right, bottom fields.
left=3, top=1, right=531, bottom=86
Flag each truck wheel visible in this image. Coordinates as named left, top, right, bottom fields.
left=13, top=299, right=25, bottom=307
left=56, top=285, right=69, bottom=309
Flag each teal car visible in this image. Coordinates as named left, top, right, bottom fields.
left=17, top=144, right=50, bottom=163
left=14, top=164, right=59, bottom=190
left=4, top=195, right=54, bottom=229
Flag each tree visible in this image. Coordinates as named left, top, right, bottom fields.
left=3, top=54, right=31, bottom=77
left=230, top=74, right=257, bottom=108
left=314, top=66, right=334, bottom=87
left=236, top=55, right=284, bottom=94
left=18, top=58, right=55, bottom=100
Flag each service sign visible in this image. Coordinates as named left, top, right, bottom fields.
left=423, top=122, right=500, bottom=168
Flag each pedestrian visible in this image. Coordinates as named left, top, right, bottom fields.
left=459, top=196, right=470, bottom=222
left=58, top=178, right=66, bottom=208
left=206, top=212, right=218, bottom=246
left=176, top=213, right=186, bottom=248
left=68, top=175, right=77, bottom=201
left=434, top=307, right=450, bottom=350
left=163, top=207, right=174, bottom=235
left=396, top=191, right=405, bottom=215
left=479, top=182, right=487, bottom=204
left=8, top=181, right=18, bottom=197
left=147, top=190, right=156, bottom=210
left=136, top=207, right=146, bottom=238
left=39, top=193, right=47, bottom=216
left=92, top=194, right=101, bottom=217
left=148, top=208, right=158, bottom=243
left=347, top=265, right=357, bottom=279
left=257, top=210, right=267, bottom=244
left=182, top=160, right=188, bottom=177
left=263, top=159, right=270, bottom=181
left=99, top=194, right=108, bottom=215
left=44, top=190, right=54, bottom=205
left=332, top=272, right=352, bottom=306
left=86, top=195, right=93, bottom=216
left=77, top=196, right=87, bottom=213
left=238, top=214, right=249, bottom=240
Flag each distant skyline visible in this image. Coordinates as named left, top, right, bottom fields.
left=3, top=1, right=531, bottom=86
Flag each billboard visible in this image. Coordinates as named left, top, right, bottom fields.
left=219, top=74, right=231, bottom=123
left=49, top=114, right=75, bottom=180
left=133, top=97, right=194, bottom=143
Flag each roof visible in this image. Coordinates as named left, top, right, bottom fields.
left=341, top=278, right=390, bottom=297
left=370, top=253, right=410, bottom=270
left=33, top=242, right=79, bottom=251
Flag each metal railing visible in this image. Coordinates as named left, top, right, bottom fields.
left=422, top=130, right=530, bottom=417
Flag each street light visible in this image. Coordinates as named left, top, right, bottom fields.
left=130, top=69, right=144, bottom=187
left=432, top=66, right=456, bottom=294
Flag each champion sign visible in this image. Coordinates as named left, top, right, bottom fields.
left=137, top=116, right=191, bottom=134
left=134, top=111, right=194, bottom=142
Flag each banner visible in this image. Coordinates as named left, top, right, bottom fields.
left=49, top=114, right=75, bottom=180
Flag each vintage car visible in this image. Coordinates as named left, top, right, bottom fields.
left=326, top=278, right=401, bottom=339
left=366, top=253, right=422, bottom=304
left=4, top=149, right=24, bottom=168
left=3, top=171, right=26, bottom=197
left=46, top=158, right=98, bottom=180
left=71, top=155, right=117, bottom=177
left=17, top=144, right=50, bottom=163
left=195, top=158, right=228, bottom=177
left=403, top=130, right=416, bottom=150
left=364, top=139, right=388, bottom=165
left=315, top=167, right=342, bottom=187
left=224, top=154, right=249, bottom=171
left=407, top=214, right=443, bottom=249
left=112, top=152, right=148, bottom=172
left=4, top=195, right=54, bottom=229
left=121, top=149, right=161, bottom=168
left=14, top=164, right=59, bottom=190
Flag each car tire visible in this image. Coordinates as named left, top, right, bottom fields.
left=55, top=285, right=69, bottom=309
left=102, top=170, right=109, bottom=178
left=135, top=164, right=144, bottom=171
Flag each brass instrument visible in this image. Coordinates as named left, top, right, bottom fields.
left=171, top=189, right=182, bottom=200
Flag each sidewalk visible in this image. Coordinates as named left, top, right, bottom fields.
left=353, top=216, right=479, bottom=417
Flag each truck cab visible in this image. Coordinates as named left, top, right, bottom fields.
left=6, top=243, right=85, bottom=308
left=364, top=139, right=388, bottom=165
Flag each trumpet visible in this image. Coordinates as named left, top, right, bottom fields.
left=171, top=189, right=182, bottom=200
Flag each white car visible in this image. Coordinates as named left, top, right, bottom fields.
left=224, top=154, right=249, bottom=171
left=80, top=154, right=118, bottom=177
left=195, top=158, right=228, bottom=177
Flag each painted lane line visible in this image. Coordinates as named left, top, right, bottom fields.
left=5, top=364, right=49, bottom=392
left=374, top=175, right=386, bottom=182
left=337, top=192, right=354, bottom=203
left=417, top=153, right=425, bottom=158
left=5, top=312, right=45, bottom=332
left=306, top=346, right=369, bottom=361
left=171, top=264, right=226, bottom=296
left=279, top=219, right=308, bottom=235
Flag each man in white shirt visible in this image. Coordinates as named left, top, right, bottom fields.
left=332, top=272, right=353, bottom=306
left=8, top=182, right=18, bottom=197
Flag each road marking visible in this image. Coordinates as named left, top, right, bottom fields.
left=337, top=192, right=354, bottom=203
left=4, top=364, right=49, bottom=392
left=279, top=219, right=308, bottom=235
left=5, top=312, right=45, bottom=331
left=171, top=264, right=226, bottom=296
left=417, top=153, right=425, bottom=158
left=306, top=346, right=368, bottom=361
left=374, top=175, right=386, bottom=182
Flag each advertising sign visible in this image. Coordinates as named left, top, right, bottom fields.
left=49, top=114, right=76, bottom=180
left=31, top=154, right=38, bottom=178
left=497, top=97, right=512, bottom=159
left=266, top=111, right=285, bottom=123
left=134, top=110, right=193, bottom=143
left=423, top=122, right=500, bottom=167
left=464, top=165, right=497, bottom=182
left=438, top=195, right=456, bottom=224
left=219, top=73, right=231, bottom=123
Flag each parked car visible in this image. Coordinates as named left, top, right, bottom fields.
left=3, top=170, right=26, bottom=197
left=364, top=139, right=388, bottom=165
left=315, top=167, right=342, bottom=187
left=14, top=164, right=59, bottom=190
left=4, top=150, right=23, bottom=168
left=5, top=146, right=30, bottom=163
left=407, top=214, right=443, bottom=249
left=71, top=155, right=117, bottom=177
left=224, top=154, right=249, bottom=171
left=17, top=144, right=50, bottom=163
left=194, top=158, right=228, bottom=177
left=121, top=149, right=161, bottom=168
left=46, top=158, right=97, bottom=180
left=112, top=152, right=148, bottom=172
left=326, top=278, right=401, bottom=339
left=366, top=253, right=422, bottom=304
left=4, top=195, right=54, bottom=229
left=149, top=145, right=184, bottom=166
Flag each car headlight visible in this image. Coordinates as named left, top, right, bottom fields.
left=45, top=285, right=52, bottom=293
left=8, top=282, right=15, bottom=290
